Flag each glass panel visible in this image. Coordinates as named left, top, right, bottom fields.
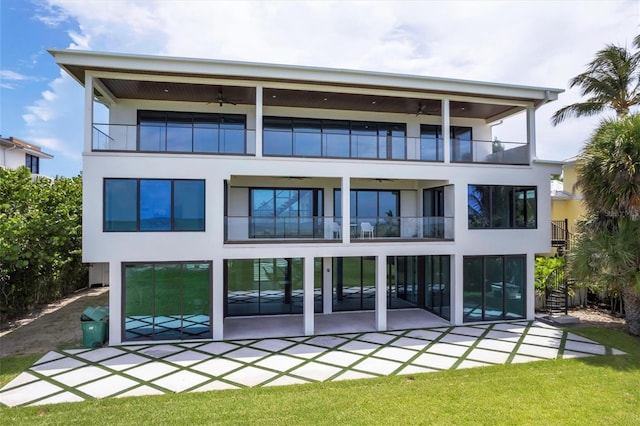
left=105, top=179, right=138, bottom=231
left=515, top=187, right=537, bottom=228
left=504, top=256, right=526, bottom=318
left=226, top=259, right=259, bottom=316
left=356, top=191, right=377, bottom=218
left=166, top=119, right=193, bottom=152
left=264, top=118, right=293, bottom=156
left=333, top=257, right=363, bottom=311
left=182, top=263, right=211, bottom=338
left=491, top=186, right=513, bottom=228
left=154, top=264, right=183, bottom=339
left=193, top=126, right=219, bottom=153
left=323, top=132, right=350, bottom=157
left=468, top=185, right=490, bottom=228
left=314, top=258, right=323, bottom=313
left=451, top=126, right=472, bottom=161
left=139, top=123, right=165, bottom=151
left=351, top=123, right=378, bottom=158
left=420, top=125, right=442, bottom=161
left=361, top=256, right=376, bottom=310
left=483, top=256, right=504, bottom=320
left=463, top=257, right=484, bottom=322
left=173, top=180, right=205, bottom=231
left=220, top=122, right=245, bottom=154
left=124, top=264, right=154, bottom=339
left=139, top=180, right=172, bottom=231
left=293, top=120, right=321, bottom=157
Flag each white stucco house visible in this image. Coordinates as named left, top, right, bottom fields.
left=0, top=136, right=53, bottom=176
left=51, top=49, right=563, bottom=345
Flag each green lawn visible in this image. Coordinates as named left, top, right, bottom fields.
left=1, top=327, right=638, bottom=425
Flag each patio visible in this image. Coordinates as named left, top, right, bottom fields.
left=0, top=319, right=625, bottom=407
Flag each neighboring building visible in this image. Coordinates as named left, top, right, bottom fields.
left=0, top=136, right=53, bottom=176
left=51, top=49, right=563, bottom=345
left=551, top=158, right=585, bottom=237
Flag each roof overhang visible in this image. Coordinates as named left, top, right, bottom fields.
left=49, top=49, right=563, bottom=121
left=0, top=137, right=54, bottom=159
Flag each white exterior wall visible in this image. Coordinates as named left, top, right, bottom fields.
left=0, top=147, right=26, bottom=169
left=83, top=83, right=554, bottom=345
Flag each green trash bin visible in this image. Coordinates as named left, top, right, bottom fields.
left=81, top=306, right=108, bottom=348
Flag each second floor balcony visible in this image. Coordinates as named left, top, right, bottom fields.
left=224, top=216, right=454, bottom=243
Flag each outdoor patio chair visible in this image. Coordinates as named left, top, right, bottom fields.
left=360, top=222, right=374, bottom=239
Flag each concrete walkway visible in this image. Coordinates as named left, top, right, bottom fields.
left=0, top=320, right=625, bottom=407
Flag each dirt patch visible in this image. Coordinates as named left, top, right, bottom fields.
left=0, top=287, right=109, bottom=358
left=568, top=307, right=626, bottom=329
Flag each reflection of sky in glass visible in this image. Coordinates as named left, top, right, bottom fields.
left=140, top=180, right=171, bottom=230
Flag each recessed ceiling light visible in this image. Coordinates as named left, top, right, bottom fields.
left=272, top=95, right=277, bottom=98
left=164, top=89, right=169, bottom=93
left=372, top=101, right=376, bottom=104
left=323, top=97, right=328, bottom=101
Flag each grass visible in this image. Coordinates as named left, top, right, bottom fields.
left=1, top=327, right=639, bottom=425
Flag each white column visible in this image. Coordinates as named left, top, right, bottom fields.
left=526, top=252, right=536, bottom=320
left=84, top=73, right=94, bottom=152
left=341, top=176, right=351, bottom=243
left=255, top=86, right=263, bottom=157
left=323, top=257, right=333, bottom=314
left=212, top=258, right=225, bottom=340
left=526, top=105, right=536, bottom=162
left=304, top=256, right=315, bottom=335
left=452, top=254, right=464, bottom=325
left=442, top=98, right=450, bottom=163
left=375, top=255, right=387, bottom=331
left=108, top=261, right=121, bottom=345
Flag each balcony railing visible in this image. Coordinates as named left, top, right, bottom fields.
left=225, top=216, right=340, bottom=241
left=224, top=216, right=454, bottom=242
left=92, top=123, right=256, bottom=155
left=450, top=139, right=529, bottom=165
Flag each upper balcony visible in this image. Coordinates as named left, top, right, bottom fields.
left=91, top=123, right=528, bottom=165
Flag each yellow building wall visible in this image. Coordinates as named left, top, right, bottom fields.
left=550, top=162, right=586, bottom=235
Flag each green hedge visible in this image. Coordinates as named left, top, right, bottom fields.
left=0, top=167, right=87, bottom=319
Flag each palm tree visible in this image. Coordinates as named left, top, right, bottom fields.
left=552, top=41, right=640, bottom=126
left=570, top=115, right=640, bottom=335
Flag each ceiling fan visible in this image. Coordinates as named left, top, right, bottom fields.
left=209, top=89, right=239, bottom=106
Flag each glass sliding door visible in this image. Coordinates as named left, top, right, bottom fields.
left=334, top=189, right=400, bottom=238
left=226, top=258, right=320, bottom=316
left=333, top=257, right=376, bottom=311
left=463, top=255, right=526, bottom=322
left=424, top=255, right=451, bottom=320
left=387, top=256, right=419, bottom=309
left=124, top=262, right=211, bottom=341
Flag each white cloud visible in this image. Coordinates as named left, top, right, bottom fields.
left=1, top=70, right=32, bottom=81
left=25, top=0, right=640, bottom=173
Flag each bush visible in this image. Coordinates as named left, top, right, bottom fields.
left=0, top=167, right=87, bottom=319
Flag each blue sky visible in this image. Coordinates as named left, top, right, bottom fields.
left=1, top=0, right=639, bottom=177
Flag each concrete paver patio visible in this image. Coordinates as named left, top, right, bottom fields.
left=0, top=320, right=625, bottom=407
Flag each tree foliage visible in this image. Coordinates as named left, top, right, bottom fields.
left=570, top=114, right=640, bottom=335
left=0, top=167, right=87, bottom=319
left=552, top=37, right=640, bottom=125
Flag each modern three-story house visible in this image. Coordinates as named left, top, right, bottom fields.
left=51, top=49, right=562, bottom=345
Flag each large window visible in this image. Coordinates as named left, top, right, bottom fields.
left=468, top=185, right=537, bottom=229
left=225, top=258, right=322, bottom=315
left=334, top=189, right=400, bottom=237
left=25, top=154, right=39, bottom=174
left=264, top=117, right=406, bottom=160
left=420, top=125, right=472, bottom=161
left=124, top=262, right=211, bottom=341
left=463, top=255, right=526, bottom=322
left=104, top=179, right=205, bottom=231
left=249, top=188, right=323, bottom=238
left=138, top=111, right=246, bottom=154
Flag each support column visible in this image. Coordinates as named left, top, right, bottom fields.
left=526, top=105, right=536, bottom=162
left=452, top=254, right=464, bottom=325
left=84, top=73, right=94, bottom=152
left=526, top=252, right=536, bottom=320
left=341, top=176, right=351, bottom=243
left=442, top=98, right=450, bottom=163
left=255, top=86, right=263, bottom=157
left=108, top=261, right=121, bottom=345
left=304, top=256, right=315, bottom=335
left=212, top=258, right=225, bottom=340
left=323, top=257, right=333, bottom=314
left=375, top=255, right=387, bottom=331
